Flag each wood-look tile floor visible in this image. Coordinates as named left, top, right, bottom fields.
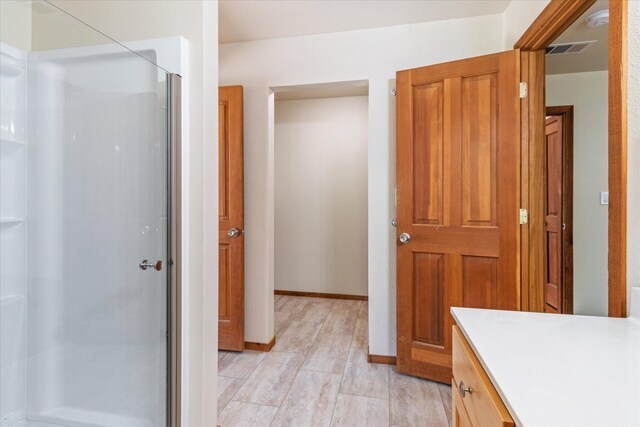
left=218, top=295, right=452, bottom=427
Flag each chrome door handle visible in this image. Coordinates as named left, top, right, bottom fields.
left=140, top=260, right=162, bottom=271
left=399, top=232, right=411, bottom=244
left=458, top=381, right=472, bottom=398
left=228, top=227, right=242, bottom=238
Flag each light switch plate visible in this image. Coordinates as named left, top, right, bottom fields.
left=600, top=191, right=609, bottom=205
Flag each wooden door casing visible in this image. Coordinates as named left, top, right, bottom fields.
left=396, top=51, right=521, bottom=383
left=219, top=85, right=244, bottom=351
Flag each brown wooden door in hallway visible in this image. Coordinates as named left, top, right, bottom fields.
left=219, top=85, right=245, bottom=351
left=545, top=106, right=573, bottom=314
left=396, top=51, right=521, bottom=383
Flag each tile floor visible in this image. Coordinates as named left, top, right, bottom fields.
left=218, top=295, right=452, bottom=427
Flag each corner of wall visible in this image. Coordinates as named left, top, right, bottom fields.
left=501, top=0, right=551, bottom=49
left=199, top=1, right=219, bottom=424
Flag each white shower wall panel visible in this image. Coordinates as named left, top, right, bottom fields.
left=26, top=59, right=66, bottom=417
left=0, top=42, right=28, bottom=427
left=0, top=50, right=27, bottom=143
left=0, top=296, right=27, bottom=427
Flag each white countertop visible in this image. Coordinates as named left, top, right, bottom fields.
left=451, top=290, right=640, bottom=427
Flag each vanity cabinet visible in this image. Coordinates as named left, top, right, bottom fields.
left=452, top=326, right=514, bottom=427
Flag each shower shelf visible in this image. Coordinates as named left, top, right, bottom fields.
left=0, top=295, right=25, bottom=305
left=0, top=138, right=26, bottom=157
left=0, top=52, right=25, bottom=78
left=0, top=138, right=26, bottom=146
left=1, top=217, right=25, bottom=224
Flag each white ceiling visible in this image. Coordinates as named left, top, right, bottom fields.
left=219, top=0, right=510, bottom=44
left=546, top=0, right=609, bottom=75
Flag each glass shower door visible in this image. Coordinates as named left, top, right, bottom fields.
left=1, top=1, right=171, bottom=426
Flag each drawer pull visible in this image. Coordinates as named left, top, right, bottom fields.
left=459, top=381, right=473, bottom=398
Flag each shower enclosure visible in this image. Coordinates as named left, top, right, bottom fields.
left=1, top=1, right=179, bottom=426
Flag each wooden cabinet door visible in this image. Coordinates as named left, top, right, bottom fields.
left=544, top=116, right=562, bottom=313
left=453, top=384, right=473, bottom=427
left=396, top=51, right=521, bottom=382
left=219, top=86, right=244, bottom=351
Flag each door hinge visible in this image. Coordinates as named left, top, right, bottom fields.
left=519, top=82, right=528, bottom=99
left=519, top=208, right=528, bottom=225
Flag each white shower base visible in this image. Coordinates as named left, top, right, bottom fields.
left=20, top=407, right=153, bottom=427
left=14, top=421, right=61, bottom=427
left=21, top=343, right=162, bottom=427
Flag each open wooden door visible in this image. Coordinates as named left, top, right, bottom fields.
left=544, top=107, right=573, bottom=314
left=219, top=85, right=244, bottom=351
left=544, top=115, right=563, bottom=313
left=396, top=51, right=521, bottom=383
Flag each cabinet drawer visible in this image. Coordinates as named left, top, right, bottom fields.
left=452, top=326, right=514, bottom=427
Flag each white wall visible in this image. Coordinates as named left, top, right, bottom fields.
left=546, top=71, right=609, bottom=316
left=220, top=14, right=504, bottom=356
left=0, top=0, right=31, bottom=51
left=627, top=0, right=640, bottom=310
left=275, top=96, right=368, bottom=296
left=502, top=0, right=550, bottom=49
left=45, top=1, right=219, bottom=424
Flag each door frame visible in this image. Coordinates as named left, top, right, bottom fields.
left=169, top=74, right=182, bottom=427
left=516, top=0, right=628, bottom=317
left=546, top=105, right=574, bottom=314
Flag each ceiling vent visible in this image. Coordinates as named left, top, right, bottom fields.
left=546, top=41, right=596, bottom=56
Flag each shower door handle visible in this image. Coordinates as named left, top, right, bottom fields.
left=139, top=260, right=163, bottom=271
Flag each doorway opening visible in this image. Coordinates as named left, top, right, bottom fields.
left=274, top=82, right=369, bottom=300
left=518, top=0, right=627, bottom=317
left=272, top=80, right=369, bottom=342
left=544, top=0, right=608, bottom=316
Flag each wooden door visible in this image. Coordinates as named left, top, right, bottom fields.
left=219, top=85, right=244, bottom=351
left=544, top=116, right=562, bottom=313
left=396, top=51, right=521, bottom=383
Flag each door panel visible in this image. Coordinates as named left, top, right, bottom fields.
left=219, top=244, right=230, bottom=319
left=413, top=253, right=445, bottom=347
left=461, top=74, right=497, bottom=227
left=545, top=116, right=562, bottom=313
left=396, top=51, right=520, bottom=383
left=462, top=256, right=498, bottom=309
left=218, top=86, right=244, bottom=351
left=413, top=82, right=444, bottom=225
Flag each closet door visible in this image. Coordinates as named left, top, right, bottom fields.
left=218, top=85, right=245, bottom=351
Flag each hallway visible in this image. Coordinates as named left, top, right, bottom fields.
left=217, top=295, right=452, bottom=426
